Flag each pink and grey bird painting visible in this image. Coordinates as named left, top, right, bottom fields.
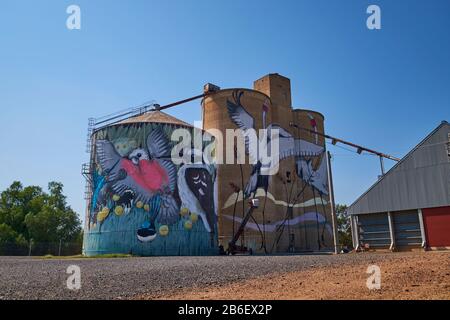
left=95, top=128, right=178, bottom=225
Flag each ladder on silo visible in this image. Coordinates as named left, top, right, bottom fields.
left=86, top=118, right=95, bottom=154
left=83, top=117, right=96, bottom=203
left=81, top=163, right=92, bottom=200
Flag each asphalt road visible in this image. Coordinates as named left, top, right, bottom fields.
left=0, top=253, right=403, bottom=300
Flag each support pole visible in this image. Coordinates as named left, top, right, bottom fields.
left=352, top=215, right=361, bottom=251
left=349, top=215, right=356, bottom=248
left=387, top=211, right=395, bottom=251
left=418, top=208, right=427, bottom=250
left=326, top=151, right=339, bottom=254
left=379, top=156, right=385, bottom=175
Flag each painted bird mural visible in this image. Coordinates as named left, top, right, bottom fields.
left=296, top=154, right=329, bottom=195
left=177, top=164, right=216, bottom=235
left=307, top=113, right=319, bottom=145
left=226, top=90, right=325, bottom=198
left=94, top=128, right=178, bottom=226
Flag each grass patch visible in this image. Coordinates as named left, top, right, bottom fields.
left=37, top=253, right=133, bottom=260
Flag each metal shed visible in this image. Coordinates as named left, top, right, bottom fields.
left=349, top=121, right=450, bottom=251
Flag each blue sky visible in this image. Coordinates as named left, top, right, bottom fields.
left=0, top=0, right=449, bottom=221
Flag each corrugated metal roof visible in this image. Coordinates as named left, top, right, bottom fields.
left=117, top=110, right=193, bottom=127
left=348, top=121, right=450, bottom=215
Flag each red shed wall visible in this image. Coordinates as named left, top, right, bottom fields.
left=423, top=206, right=450, bottom=248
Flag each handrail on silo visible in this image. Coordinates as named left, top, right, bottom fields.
left=89, top=88, right=219, bottom=133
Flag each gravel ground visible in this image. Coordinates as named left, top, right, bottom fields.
left=0, top=252, right=445, bottom=300
left=148, top=251, right=449, bottom=300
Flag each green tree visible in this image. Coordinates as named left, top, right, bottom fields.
left=25, top=182, right=82, bottom=243
left=0, top=182, right=44, bottom=237
left=0, top=181, right=83, bottom=254
left=336, top=204, right=353, bottom=249
left=0, top=223, right=19, bottom=243
left=24, top=205, right=81, bottom=243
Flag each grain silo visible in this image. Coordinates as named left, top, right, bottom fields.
left=83, top=110, right=218, bottom=256
left=202, top=74, right=334, bottom=253
left=82, top=73, right=335, bottom=256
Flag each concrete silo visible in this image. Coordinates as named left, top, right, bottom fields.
left=83, top=111, right=218, bottom=256
left=291, top=109, right=332, bottom=251
left=202, top=74, right=334, bottom=253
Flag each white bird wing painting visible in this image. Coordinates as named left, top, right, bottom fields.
left=226, top=91, right=259, bottom=164
left=296, top=154, right=329, bottom=195
left=227, top=90, right=324, bottom=165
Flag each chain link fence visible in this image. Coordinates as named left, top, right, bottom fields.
left=0, top=241, right=82, bottom=256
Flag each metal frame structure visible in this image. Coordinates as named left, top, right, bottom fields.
left=289, top=122, right=400, bottom=176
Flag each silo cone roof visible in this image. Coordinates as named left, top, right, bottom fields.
left=118, top=110, right=193, bottom=127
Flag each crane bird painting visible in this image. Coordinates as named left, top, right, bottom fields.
left=296, top=154, right=329, bottom=196
left=226, top=90, right=325, bottom=199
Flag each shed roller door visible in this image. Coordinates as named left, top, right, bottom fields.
left=393, top=211, right=422, bottom=247
left=357, top=213, right=390, bottom=249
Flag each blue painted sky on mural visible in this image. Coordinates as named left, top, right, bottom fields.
left=0, top=0, right=449, bottom=220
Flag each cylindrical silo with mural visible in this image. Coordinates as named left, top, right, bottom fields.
left=203, top=88, right=277, bottom=252
left=203, top=74, right=334, bottom=253
left=291, top=108, right=332, bottom=251
left=83, top=111, right=218, bottom=256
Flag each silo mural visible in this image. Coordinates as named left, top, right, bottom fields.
left=83, top=73, right=334, bottom=256
left=83, top=112, right=218, bottom=256
left=202, top=74, right=334, bottom=253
